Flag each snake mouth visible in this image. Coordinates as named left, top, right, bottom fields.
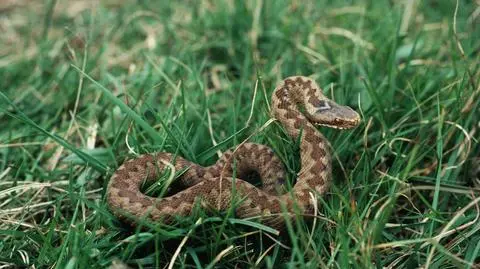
left=314, top=121, right=358, bottom=129
left=313, top=116, right=360, bottom=129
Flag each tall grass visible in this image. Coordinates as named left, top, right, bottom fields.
left=0, top=0, right=479, bottom=268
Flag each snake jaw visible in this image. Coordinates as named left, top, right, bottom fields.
left=314, top=119, right=359, bottom=129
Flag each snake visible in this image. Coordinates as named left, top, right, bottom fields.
left=106, top=76, right=360, bottom=228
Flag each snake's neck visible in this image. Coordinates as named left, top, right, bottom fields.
left=272, top=79, right=332, bottom=208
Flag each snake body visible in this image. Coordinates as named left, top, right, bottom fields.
left=106, top=76, right=360, bottom=228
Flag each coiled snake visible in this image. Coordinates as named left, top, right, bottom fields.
left=106, top=76, right=360, bottom=228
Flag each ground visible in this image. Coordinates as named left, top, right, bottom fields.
left=0, top=0, right=479, bottom=268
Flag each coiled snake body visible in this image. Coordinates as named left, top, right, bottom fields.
left=106, top=76, right=360, bottom=228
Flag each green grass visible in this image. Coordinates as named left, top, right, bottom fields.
left=1, top=0, right=479, bottom=268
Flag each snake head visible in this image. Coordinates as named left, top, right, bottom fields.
left=275, top=76, right=360, bottom=130
left=305, top=98, right=360, bottom=129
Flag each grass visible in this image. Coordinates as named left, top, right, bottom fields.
left=0, top=0, right=479, bottom=268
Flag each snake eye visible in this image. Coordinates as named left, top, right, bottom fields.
left=316, top=100, right=331, bottom=113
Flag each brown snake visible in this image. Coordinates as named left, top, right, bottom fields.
left=106, top=76, right=360, bottom=228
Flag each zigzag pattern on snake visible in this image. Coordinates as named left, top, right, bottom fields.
left=106, top=76, right=360, bottom=228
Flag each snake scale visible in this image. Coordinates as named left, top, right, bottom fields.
left=106, top=76, right=360, bottom=228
